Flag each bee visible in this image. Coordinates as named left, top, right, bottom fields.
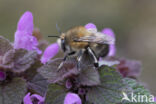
left=49, top=26, right=114, bottom=69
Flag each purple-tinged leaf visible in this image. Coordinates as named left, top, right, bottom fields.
left=1, top=49, right=38, bottom=73
left=0, top=78, right=27, bottom=104
left=45, top=84, right=66, bottom=104
left=27, top=74, right=49, bottom=96
left=0, top=36, right=13, bottom=56
left=12, top=49, right=38, bottom=73
left=77, top=65, right=100, bottom=86
left=117, top=59, right=142, bottom=78
left=38, top=58, right=79, bottom=83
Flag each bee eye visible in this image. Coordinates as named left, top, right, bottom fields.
left=61, top=39, right=66, bottom=52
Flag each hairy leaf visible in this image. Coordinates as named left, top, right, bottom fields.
left=12, top=49, right=38, bottom=72
left=0, top=36, right=13, bottom=56
left=0, top=78, right=27, bottom=104
left=2, top=49, right=38, bottom=73
left=27, top=74, right=49, bottom=96
left=45, top=84, right=66, bottom=104
left=87, top=66, right=124, bottom=104
left=77, top=65, right=100, bottom=86
left=122, top=78, right=156, bottom=104
left=38, top=58, right=79, bottom=83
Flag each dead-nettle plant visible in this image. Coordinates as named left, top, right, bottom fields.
left=0, top=11, right=155, bottom=104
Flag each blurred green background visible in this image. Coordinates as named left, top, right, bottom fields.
left=0, top=0, right=155, bottom=95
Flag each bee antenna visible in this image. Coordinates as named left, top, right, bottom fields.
left=48, top=35, right=60, bottom=38
left=56, top=23, right=62, bottom=34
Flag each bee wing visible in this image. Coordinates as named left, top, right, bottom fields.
left=74, top=32, right=115, bottom=45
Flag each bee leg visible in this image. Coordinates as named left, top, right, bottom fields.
left=77, top=50, right=85, bottom=71
left=57, top=51, right=76, bottom=71
left=57, top=55, right=67, bottom=71
left=87, top=47, right=99, bottom=67
left=77, top=55, right=82, bottom=71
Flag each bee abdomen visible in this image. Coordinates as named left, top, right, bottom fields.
left=91, top=44, right=109, bottom=58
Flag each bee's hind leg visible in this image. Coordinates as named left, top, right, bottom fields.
left=87, top=47, right=99, bottom=68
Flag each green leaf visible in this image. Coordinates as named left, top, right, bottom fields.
left=77, top=65, right=100, bottom=86
left=45, top=84, right=66, bottom=104
left=38, top=58, right=79, bottom=83
left=122, top=78, right=156, bottom=104
left=0, top=78, right=27, bottom=104
left=86, top=65, right=124, bottom=104
left=0, top=36, right=13, bottom=56
left=27, top=74, right=49, bottom=96
left=2, top=49, right=14, bottom=66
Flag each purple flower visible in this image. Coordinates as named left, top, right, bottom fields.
left=154, top=97, right=156, bottom=102
left=102, top=28, right=116, bottom=57
left=85, top=23, right=115, bottom=45
left=64, top=92, right=82, bottom=104
left=14, top=11, right=42, bottom=54
left=23, top=93, right=44, bottom=104
left=117, top=59, right=141, bottom=78
left=0, top=71, right=6, bottom=81
left=65, top=79, right=72, bottom=89
left=78, top=88, right=86, bottom=95
left=85, top=23, right=97, bottom=33
left=40, top=43, right=59, bottom=64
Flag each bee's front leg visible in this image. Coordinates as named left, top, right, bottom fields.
left=57, top=55, right=67, bottom=70
left=57, top=51, right=76, bottom=71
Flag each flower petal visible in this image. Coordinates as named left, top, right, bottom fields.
left=14, top=11, right=42, bottom=54
left=64, top=92, right=82, bottom=104
left=102, top=28, right=115, bottom=39
left=31, top=94, right=45, bottom=103
left=102, top=28, right=116, bottom=56
left=23, top=93, right=33, bottom=104
left=85, top=23, right=97, bottom=33
left=65, top=79, right=72, bottom=89
left=41, top=43, right=59, bottom=64
left=17, top=11, right=34, bottom=33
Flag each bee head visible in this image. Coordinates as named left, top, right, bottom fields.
left=57, top=33, right=66, bottom=52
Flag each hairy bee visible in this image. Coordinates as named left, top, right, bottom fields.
left=55, top=26, right=114, bottom=69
